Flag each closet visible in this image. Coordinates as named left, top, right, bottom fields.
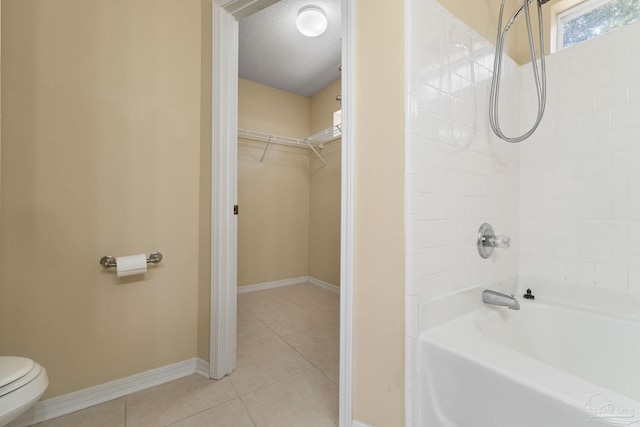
left=234, top=2, right=342, bottom=408
left=236, top=77, right=342, bottom=289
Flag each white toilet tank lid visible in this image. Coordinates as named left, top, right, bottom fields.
left=0, top=357, right=34, bottom=388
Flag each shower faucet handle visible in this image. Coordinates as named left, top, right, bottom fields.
left=477, top=223, right=511, bottom=258
left=486, top=235, right=510, bottom=248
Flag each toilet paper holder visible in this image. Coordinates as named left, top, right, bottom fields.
left=99, top=252, right=163, bottom=269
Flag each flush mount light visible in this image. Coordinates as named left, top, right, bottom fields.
left=296, top=6, right=328, bottom=37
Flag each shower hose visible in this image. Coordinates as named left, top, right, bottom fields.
left=489, top=0, right=547, bottom=143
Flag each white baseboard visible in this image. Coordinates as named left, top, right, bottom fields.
left=9, top=358, right=209, bottom=427
left=237, top=276, right=309, bottom=293
left=353, top=421, right=373, bottom=427
left=307, top=276, right=340, bottom=294
left=237, top=276, right=340, bottom=294
left=195, top=358, right=210, bottom=378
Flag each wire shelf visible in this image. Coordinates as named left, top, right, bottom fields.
left=237, top=124, right=342, bottom=166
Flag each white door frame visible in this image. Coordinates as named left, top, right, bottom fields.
left=210, top=2, right=355, bottom=425
left=210, top=3, right=238, bottom=379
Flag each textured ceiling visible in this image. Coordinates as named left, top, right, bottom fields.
left=239, top=0, right=342, bottom=97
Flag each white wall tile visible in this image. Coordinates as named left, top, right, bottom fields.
left=629, top=220, right=640, bottom=242
left=553, top=116, right=580, bottom=139
left=628, top=77, right=640, bottom=104
left=581, top=198, right=611, bottom=219
left=406, top=253, right=419, bottom=296
left=596, top=82, right=628, bottom=110
left=611, top=243, right=640, bottom=265
left=578, top=241, right=611, bottom=264
left=595, top=220, right=628, bottom=242
left=581, top=153, right=611, bottom=176
left=595, top=263, right=628, bottom=288
left=628, top=126, right=640, bottom=149
left=566, top=260, right=595, bottom=285
left=594, top=128, right=628, bottom=153
left=628, top=266, right=640, bottom=292
left=566, top=135, right=595, bottom=157
left=579, top=110, right=611, bottom=135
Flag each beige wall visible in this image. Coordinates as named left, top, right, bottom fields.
left=353, top=0, right=406, bottom=425
left=309, top=81, right=341, bottom=287
left=238, top=78, right=310, bottom=139
left=237, top=79, right=311, bottom=286
left=310, top=78, right=341, bottom=134
left=437, top=0, right=520, bottom=60
left=0, top=0, right=202, bottom=399
left=438, top=0, right=565, bottom=64
left=237, top=139, right=311, bottom=286
left=308, top=140, right=341, bottom=286
left=198, top=0, right=212, bottom=362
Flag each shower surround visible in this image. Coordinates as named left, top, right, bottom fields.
left=405, top=0, right=640, bottom=425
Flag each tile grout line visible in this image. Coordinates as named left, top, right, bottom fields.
left=237, top=394, right=260, bottom=427
left=245, top=286, right=340, bottom=384
left=162, top=394, right=240, bottom=427
left=233, top=285, right=339, bottom=423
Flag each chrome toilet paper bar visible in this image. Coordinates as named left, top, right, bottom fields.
left=99, top=252, right=163, bottom=269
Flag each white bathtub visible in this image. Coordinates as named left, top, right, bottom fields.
left=419, top=277, right=640, bottom=427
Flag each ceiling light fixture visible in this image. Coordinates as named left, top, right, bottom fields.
left=296, top=6, right=328, bottom=37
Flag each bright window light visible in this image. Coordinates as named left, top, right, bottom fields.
left=557, top=0, right=640, bottom=50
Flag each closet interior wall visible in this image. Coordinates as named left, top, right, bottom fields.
left=238, top=78, right=342, bottom=288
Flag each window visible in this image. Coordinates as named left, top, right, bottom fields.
left=556, top=0, right=640, bottom=50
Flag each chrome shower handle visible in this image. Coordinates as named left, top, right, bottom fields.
left=477, top=223, right=511, bottom=258
left=485, top=235, right=510, bottom=249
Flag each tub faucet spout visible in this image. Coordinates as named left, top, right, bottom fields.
left=482, top=289, right=520, bottom=310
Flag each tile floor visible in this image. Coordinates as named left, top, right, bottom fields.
left=33, top=283, right=340, bottom=427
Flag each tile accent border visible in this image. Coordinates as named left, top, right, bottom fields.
left=8, top=358, right=209, bottom=427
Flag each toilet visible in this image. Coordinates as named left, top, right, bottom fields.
left=0, top=357, right=48, bottom=427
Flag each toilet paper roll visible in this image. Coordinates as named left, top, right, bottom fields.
left=116, top=253, right=147, bottom=278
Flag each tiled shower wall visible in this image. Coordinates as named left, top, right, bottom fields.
left=519, top=22, right=640, bottom=289
left=406, top=3, right=640, bottom=425
left=405, top=0, right=520, bottom=424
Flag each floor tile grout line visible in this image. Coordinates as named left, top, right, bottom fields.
left=250, top=306, right=318, bottom=340
left=237, top=394, right=260, bottom=427
left=161, top=394, right=240, bottom=427
left=238, top=367, right=338, bottom=426
left=235, top=366, right=317, bottom=399
left=239, top=291, right=339, bottom=372
left=315, top=363, right=339, bottom=387
left=281, top=334, right=319, bottom=369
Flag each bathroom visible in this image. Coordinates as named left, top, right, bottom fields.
left=1, top=0, right=639, bottom=426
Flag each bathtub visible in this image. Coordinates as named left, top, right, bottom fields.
left=419, top=277, right=640, bottom=427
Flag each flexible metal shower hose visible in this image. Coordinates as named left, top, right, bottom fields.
left=489, top=0, right=547, bottom=143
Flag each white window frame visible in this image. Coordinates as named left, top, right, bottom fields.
left=556, top=0, right=626, bottom=51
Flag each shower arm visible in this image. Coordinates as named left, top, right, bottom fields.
left=505, top=0, right=550, bottom=31
left=505, top=0, right=531, bottom=31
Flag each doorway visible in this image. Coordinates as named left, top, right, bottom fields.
left=210, top=0, right=354, bottom=426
